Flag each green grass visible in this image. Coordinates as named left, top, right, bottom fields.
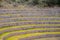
left=6, top=32, right=60, bottom=40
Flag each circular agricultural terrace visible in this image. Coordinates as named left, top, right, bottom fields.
left=0, top=8, right=60, bottom=40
